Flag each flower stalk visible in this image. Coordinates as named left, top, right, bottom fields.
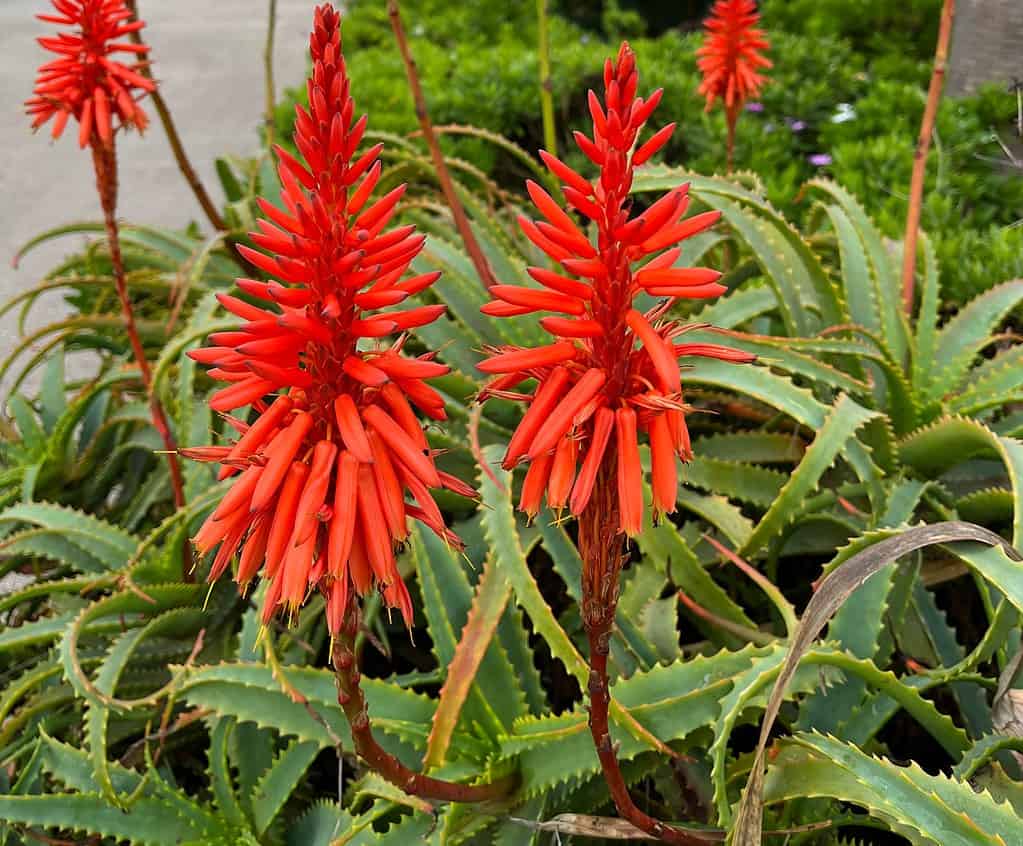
left=580, top=465, right=713, bottom=845
left=900, top=0, right=955, bottom=313
left=124, top=0, right=227, bottom=232
left=386, top=0, right=499, bottom=291
left=331, top=604, right=517, bottom=804
left=91, top=138, right=187, bottom=517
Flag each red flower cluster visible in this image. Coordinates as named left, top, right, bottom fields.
left=26, top=0, right=154, bottom=147
left=479, top=42, right=754, bottom=537
left=184, top=4, right=469, bottom=632
left=696, top=0, right=771, bottom=115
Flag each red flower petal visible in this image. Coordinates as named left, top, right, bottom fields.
left=527, top=368, right=606, bottom=460
left=367, top=431, right=409, bottom=541
left=570, top=407, right=615, bottom=516
left=649, top=412, right=677, bottom=518
left=626, top=309, right=681, bottom=395
left=539, top=317, right=605, bottom=338
left=478, top=341, right=578, bottom=375
left=250, top=412, right=314, bottom=512
left=263, top=461, right=311, bottom=579
left=547, top=435, right=579, bottom=511
left=219, top=395, right=293, bottom=480
left=333, top=395, right=374, bottom=464
left=527, top=267, right=594, bottom=300
left=539, top=150, right=593, bottom=197
left=519, top=450, right=554, bottom=518
left=290, top=440, right=337, bottom=547
left=328, top=451, right=359, bottom=578
left=635, top=267, right=722, bottom=288
left=363, top=404, right=441, bottom=488
left=503, top=366, right=572, bottom=469
left=491, top=285, right=586, bottom=316
left=615, top=407, right=643, bottom=537
left=632, top=123, right=675, bottom=166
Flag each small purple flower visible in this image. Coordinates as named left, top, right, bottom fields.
left=745, top=101, right=764, bottom=113
left=786, top=118, right=807, bottom=132
left=808, top=153, right=833, bottom=167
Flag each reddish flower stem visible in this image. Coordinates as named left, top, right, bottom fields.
left=125, top=0, right=228, bottom=234
left=386, top=0, right=499, bottom=291
left=331, top=605, right=517, bottom=803
left=725, top=104, right=740, bottom=174
left=900, top=0, right=955, bottom=313
left=579, top=461, right=713, bottom=846
left=91, top=139, right=189, bottom=569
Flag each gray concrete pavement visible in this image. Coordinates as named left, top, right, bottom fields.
left=0, top=0, right=319, bottom=387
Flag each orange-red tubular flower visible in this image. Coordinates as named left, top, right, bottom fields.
left=696, top=0, right=771, bottom=168
left=185, top=4, right=468, bottom=632
left=26, top=0, right=155, bottom=146
left=479, top=42, right=755, bottom=536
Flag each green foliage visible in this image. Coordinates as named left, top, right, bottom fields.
left=760, top=0, right=942, bottom=63
left=764, top=733, right=1021, bottom=845
left=820, top=81, right=1023, bottom=304
left=278, top=0, right=1022, bottom=307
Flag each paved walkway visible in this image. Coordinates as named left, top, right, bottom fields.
left=948, top=0, right=1023, bottom=96
left=0, top=1, right=315, bottom=385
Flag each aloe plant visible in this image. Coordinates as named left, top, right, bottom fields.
left=2, top=9, right=1023, bottom=844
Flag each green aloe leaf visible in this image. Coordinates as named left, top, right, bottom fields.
left=251, top=736, right=321, bottom=835
left=805, top=178, right=909, bottom=360
left=0, top=501, right=138, bottom=571
left=478, top=445, right=588, bottom=689
left=731, top=522, right=1020, bottom=846
left=207, top=717, right=251, bottom=831
left=685, top=358, right=883, bottom=504
left=738, top=394, right=878, bottom=558
left=694, top=431, right=805, bottom=464
left=86, top=607, right=206, bottom=807
left=925, top=280, right=1023, bottom=405
left=0, top=794, right=202, bottom=846
left=764, top=733, right=1020, bottom=845
left=899, top=416, right=1023, bottom=545
left=950, top=345, right=1023, bottom=416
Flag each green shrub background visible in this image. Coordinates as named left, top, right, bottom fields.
left=277, top=0, right=1023, bottom=306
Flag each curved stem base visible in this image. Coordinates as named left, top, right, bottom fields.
left=579, top=463, right=713, bottom=845
left=331, top=607, right=516, bottom=804
left=585, top=619, right=714, bottom=845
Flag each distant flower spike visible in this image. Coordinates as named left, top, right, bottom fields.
left=696, top=0, right=771, bottom=169
left=185, top=4, right=466, bottom=633
left=25, top=0, right=189, bottom=524
left=26, top=0, right=155, bottom=146
left=479, top=41, right=755, bottom=536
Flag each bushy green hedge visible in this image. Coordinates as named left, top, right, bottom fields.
left=279, top=0, right=1022, bottom=304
